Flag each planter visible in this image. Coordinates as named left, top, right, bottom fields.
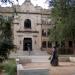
left=69, top=57, right=75, bottom=62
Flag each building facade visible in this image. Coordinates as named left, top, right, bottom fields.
left=0, top=0, right=74, bottom=55
left=0, top=0, right=53, bottom=55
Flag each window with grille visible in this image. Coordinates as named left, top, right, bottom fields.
left=69, top=41, right=73, bottom=47
left=42, top=29, right=46, bottom=36
left=42, top=41, right=46, bottom=48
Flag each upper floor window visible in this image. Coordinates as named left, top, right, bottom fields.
left=24, top=19, right=31, bottom=29
left=42, top=29, right=46, bottom=36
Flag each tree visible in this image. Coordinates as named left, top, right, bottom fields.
left=48, top=0, right=75, bottom=42
left=0, top=0, right=19, bottom=62
left=0, top=15, right=14, bottom=62
left=47, top=0, right=75, bottom=54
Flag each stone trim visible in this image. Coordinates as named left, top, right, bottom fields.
left=0, top=12, right=50, bottom=15
left=17, top=30, right=39, bottom=33
left=12, top=23, right=19, bottom=24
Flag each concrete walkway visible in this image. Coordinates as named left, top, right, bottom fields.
left=23, top=62, right=75, bottom=75
left=16, top=55, right=75, bottom=75
left=17, top=62, right=75, bottom=75
left=49, top=62, right=75, bottom=75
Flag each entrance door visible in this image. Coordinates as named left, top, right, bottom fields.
left=23, top=38, right=32, bottom=51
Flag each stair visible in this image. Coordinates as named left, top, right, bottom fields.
left=9, top=50, right=49, bottom=58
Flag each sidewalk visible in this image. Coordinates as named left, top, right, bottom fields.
left=19, top=62, right=75, bottom=75
left=49, top=62, right=75, bottom=75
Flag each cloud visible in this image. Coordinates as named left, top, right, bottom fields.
left=0, top=0, right=48, bottom=9
left=18, top=0, right=48, bottom=9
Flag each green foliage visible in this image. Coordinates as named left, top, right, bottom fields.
left=4, top=64, right=16, bottom=75
left=0, top=16, right=14, bottom=62
left=49, top=0, right=75, bottom=42
left=0, top=63, right=5, bottom=72
left=1, top=59, right=16, bottom=75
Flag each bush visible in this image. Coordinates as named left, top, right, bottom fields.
left=0, top=56, right=5, bottom=63
left=0, top=59, right=16, bottom=75
left=5, top=64, right=16, bottom=75
left=0, top=63, right=4, bottom=72
left=3, top=59, right=16, bottom=75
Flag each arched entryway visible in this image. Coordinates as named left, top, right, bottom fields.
left=23, top=38, right=32, bottom=51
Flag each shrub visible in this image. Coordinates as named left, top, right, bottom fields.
left=0, top=63, right=4, bottom=72
left=0, top=59, right=16, bottom=75
left=5, top=64, right=16, bottom=75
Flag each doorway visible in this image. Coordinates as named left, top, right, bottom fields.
left=23, top=38, right=32, bottom=51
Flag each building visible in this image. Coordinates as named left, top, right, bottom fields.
left=0, top=0, right=74, bottom=56
left=0, top=0, right=53, bottom=55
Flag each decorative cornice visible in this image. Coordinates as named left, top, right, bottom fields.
left=17, top=30, right=39, bottom=33
left=0, top=12, right=50, bottom=15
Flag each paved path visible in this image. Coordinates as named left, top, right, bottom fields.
left=49, top=62, right=75, bottom=75
left=22, top=62, right=75, bottom=75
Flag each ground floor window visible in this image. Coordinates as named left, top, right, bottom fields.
left=42, top=41, right=52, bottom=48
left=61, top=41, right=65, bottom=47
left=68, top=41, right=73, bottom=47
left=42, top=41, right=46, bottom=48
left=48, top=41, right=52, bottom=48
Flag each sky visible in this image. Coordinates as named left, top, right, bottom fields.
left=0, top=0, right=49, bottom=9
left=18, top=0, right=49, bottom=9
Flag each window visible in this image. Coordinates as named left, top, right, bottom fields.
left=24, top=19, right=31, bottom=28
left=55, top=41, right=59, bottom=47
left=48, top=41, right=52, bottom=48
left=61, top=41, right=65, bottom=47
left=47, top=29, right=50, bottom=36
left=69, top=41, right=73, bottom=47
left=42, top=41, right=46, bottom=48
left=42, top=29, right=46, bottom=36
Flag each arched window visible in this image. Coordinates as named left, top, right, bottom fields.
left=24, top=19, right=31, bottom=28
